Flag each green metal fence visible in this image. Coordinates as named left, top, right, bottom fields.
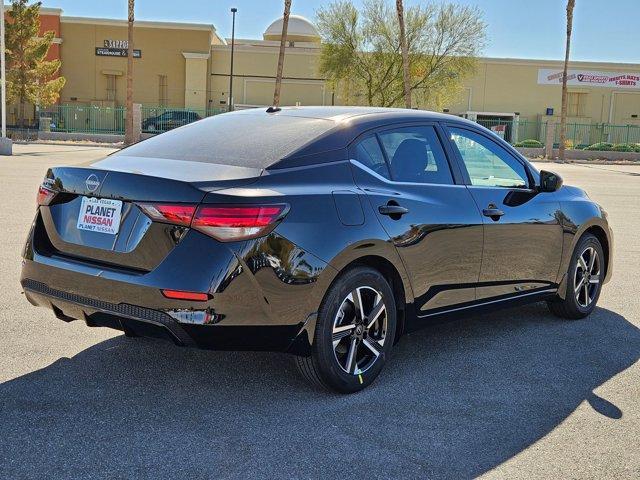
left=469, top=118, right=640, bottom=149
left=39, top=105, right=126, bottom=134
left=34, top=106, right=640, bottom=150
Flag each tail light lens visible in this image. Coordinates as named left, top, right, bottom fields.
left=192, top=204, right=288, bottom=241
left=37, top=185, right=57, bottom=206
left=137, top=202, right=288, bottom=242
left=138, top=204, right=196, bottom=226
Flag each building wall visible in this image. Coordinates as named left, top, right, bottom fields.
left=209, top=43, right=326, bottom=108
left=59, top=20, right=213, bottom=108
left=449, top=58, right=640, bottom=125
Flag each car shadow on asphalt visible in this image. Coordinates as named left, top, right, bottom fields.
left=1, top=302, right=639, bottom=479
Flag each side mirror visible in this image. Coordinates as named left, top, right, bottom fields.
left=539, top=170, right=563, bottom=192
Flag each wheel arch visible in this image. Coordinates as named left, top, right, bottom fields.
left=557, top=218, right=613, bottom=299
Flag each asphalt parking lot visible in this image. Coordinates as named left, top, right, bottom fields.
left=1, top=144, right=638, bottom=479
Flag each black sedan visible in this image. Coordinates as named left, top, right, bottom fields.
left=142, top=110, right=202, bottom=132
left=21, top=107, right=613, bottom=392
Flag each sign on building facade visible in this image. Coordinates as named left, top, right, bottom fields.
left=96, top=39, right=142, bottom=58
left=538, top=68, right=640, bottom=89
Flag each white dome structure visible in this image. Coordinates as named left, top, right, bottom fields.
left=263, top=14, right=321, bottom=43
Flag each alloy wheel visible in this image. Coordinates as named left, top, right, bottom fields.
left=574, top=246, right=600, bottom=308
left=332, top=286, right=388, bottom=375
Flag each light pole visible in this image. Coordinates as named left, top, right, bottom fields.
left=0, top=1, right=11, bottom=155
left=228, top=7, right=237, bottom=112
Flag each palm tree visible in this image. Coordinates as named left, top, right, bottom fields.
left=273, top=0, right=292, bottom=107
left=558, top=0, right=575, bottom=162
left=124, top=0, right=135, bottom=145
left=396, top=0, right=411, bottom=109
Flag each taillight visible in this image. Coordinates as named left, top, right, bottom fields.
left=137, top=203, right=288, bottom=242
left=192, top=204, right=288, bottom=241
left=37, top=185, right=56, bottom=206
left=137, top=204, right=196, bottom=226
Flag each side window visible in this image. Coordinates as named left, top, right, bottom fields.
left=449, top=127, right=529, bottom=188
left=353, top=136, right=391, bottom=179
left=378, top=126, right=453, bottom=184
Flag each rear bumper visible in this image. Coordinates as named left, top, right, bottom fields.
left=22, top=277, right=308, bottom=352
left=21, top=225, right=331, bottom=354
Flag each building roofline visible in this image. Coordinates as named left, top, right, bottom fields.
left=479, top=56, right=640, bottom=69
left=60, top=16, right=217, bottom=34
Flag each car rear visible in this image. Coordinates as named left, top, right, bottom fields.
left=20, top=110, right=342, bottom=351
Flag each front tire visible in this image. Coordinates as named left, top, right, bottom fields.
left=295, top=267, right=397, bottom=393
left=547, top=233, right=604, bottom=319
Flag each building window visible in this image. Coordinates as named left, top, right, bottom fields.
left=106, top=75, right=117, bottom=102
left=159, top=75, right=168, bottom=106
left=567, top=92, right=587, bottom=117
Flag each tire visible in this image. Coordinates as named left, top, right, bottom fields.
left=547, top=233, right=604, bottom=319
left=295, top=266, right=397, bottom=393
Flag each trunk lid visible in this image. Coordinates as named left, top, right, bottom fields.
left=36, top=157, right=262, bottom=271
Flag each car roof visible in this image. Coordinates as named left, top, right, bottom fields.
left=231, top=106, right=479, bottom=169
left=232, top=105, right=466, bottom=124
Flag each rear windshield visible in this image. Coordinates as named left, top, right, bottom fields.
left=113, top=112, right=336, bottom=168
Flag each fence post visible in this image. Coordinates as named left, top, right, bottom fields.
left=132, top=103, right=142, bottom=143
left=545, top=121, right=555, bottom=159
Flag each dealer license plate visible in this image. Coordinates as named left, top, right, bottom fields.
left=77, top=197, right=122, bottom=235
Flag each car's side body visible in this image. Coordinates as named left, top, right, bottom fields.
left=20, top=107, right=613, bottom=356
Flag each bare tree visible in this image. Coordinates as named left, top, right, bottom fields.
left=273, top=0, right=291, bottom=107
left=124, top=0, right=135, bottom=145
left=396, top=0, right=411, bottom=108
left=558, top=0, right=575, bottom=162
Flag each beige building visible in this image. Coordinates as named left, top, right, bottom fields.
left=23, top=8, right=640, bottom=142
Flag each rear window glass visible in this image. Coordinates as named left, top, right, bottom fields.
left=113, top=112, right=336, bottom=168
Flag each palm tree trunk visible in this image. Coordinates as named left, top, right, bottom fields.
left=124, top=0, right=135, bottom=145
left=396, top=0, right=411, bottom=109
left=273, top=0, right=292, bottom=107
left=558, top=0, right=575, bottom=162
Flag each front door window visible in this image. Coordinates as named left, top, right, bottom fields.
left=449, top=127, right=529, bottom=188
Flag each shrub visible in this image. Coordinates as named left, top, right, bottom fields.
left=612, top=143, right=635, bottom=152
left=633, top=144, right=640, bottom=153
left=514, top=139, right=543, bottom=148
left=583, top=142, right=613, bottom=151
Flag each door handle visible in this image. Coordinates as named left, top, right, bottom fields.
left=378, top=204, right=409, bottom=217
left=482, top=205, right=505, bottom=221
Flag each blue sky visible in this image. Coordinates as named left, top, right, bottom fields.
left=41, top=0, right=639, bottom=63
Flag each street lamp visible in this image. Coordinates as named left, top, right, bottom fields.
left=228, top=7, right=237, bottom=112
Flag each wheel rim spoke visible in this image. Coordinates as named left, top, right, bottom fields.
left=587, top=248, right=596, bottom=272
left=362, top=338, right=381, bottom=357
left=578, top=255, right=588, bottom=272
left=589, top=277, right=599, bottom=284
left=344, top=337, right=358, bottom=373
left=350, top=288, right=364, bottom=321
left=367, top=296, right=386, bottom=329
left=574, top=277, right=585, bottom=293
left=583, top=283, right=590, bottom=305
left=332, top=326, right=354, bottom=347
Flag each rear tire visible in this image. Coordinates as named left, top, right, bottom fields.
left=547, top=233, right=604, bottom=319
left=295, top=266, right=396, bottom=393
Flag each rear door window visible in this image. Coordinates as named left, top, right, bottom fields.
left=378, top=126, right=453, bottom=184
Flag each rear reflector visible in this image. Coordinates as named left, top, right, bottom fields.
left=37, top=185, right=57, bottom=206
left=138, top=204, right=196, bottom=226
left=161, top=289, right=210, bottom=301
left=192, top=204, right=288, bottom=241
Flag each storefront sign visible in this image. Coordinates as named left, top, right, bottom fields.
left=95, top=47, right=141, bottom=58
left=538, top=68, right=640, bottom=89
